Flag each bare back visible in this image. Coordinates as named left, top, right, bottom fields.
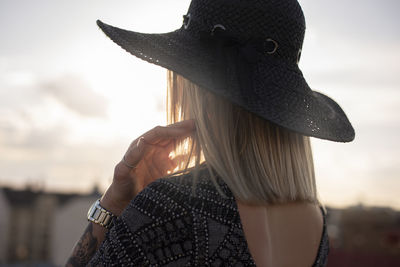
left=236, top=201, right=324, bottom=267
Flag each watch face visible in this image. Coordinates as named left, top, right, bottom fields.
left=88, top=200, right=99, bottom=219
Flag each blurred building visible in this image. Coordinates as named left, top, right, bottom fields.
left=0, top=189, right=10, bottom=263
left=0, top=186, right=100, bottom=266
left=51, top=195, right=100, bottom=266
left=326, top=204, right=400, bottom=267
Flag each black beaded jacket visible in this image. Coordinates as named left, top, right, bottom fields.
left=88, top=166, right=329, bottom=266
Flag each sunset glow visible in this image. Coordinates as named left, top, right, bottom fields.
left=0, top=0, right=399, bottom=209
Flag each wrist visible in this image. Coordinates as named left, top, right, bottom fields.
left=100, top=185, right=131, bottom=216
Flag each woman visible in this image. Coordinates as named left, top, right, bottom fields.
left=67, top=0, right=355, bottom=266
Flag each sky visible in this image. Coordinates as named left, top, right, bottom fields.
left=0, top=0, right=399, bottom=210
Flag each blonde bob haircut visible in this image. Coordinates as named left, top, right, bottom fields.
left=166, top=70, right=321, bottom=206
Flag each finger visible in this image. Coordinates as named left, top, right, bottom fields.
left=123, top=120, right=195, bottom=167
left=152, top=154, right=174, bottom=176
left=156, top=139, right=176, bottom=153
left=141, top=120, right=196, bottom=145
left=147, top=129, right=193, bottom=147
left=165, top=139, right=176, bottom=153
left=143, top=157, right=163, bottom=182
left=145, top=126, right=194, bottom=145
left=170, top=158, right=178, bottom=170
left=162, top=149, right=177, bottom=169
left=130, top=120, right=194, bottom=149
left=123, top=137, right=152, bottom=167
left=168, top=157, right=178, bottom=170
left=153, top=141, right=176, bottom=165
left=157, top=132, right=190, bottom=147
left=166, top=119, right=196, bottom=129
left=157, top=138, right=173, bottom=147
left=170, top=154, right=186, bottom=166
left=135, top=161, right=153, bottom=189
left=159, top=156, right=176, bottom=172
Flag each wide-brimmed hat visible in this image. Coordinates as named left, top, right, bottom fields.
left=96, top=0, right=355, bottom=142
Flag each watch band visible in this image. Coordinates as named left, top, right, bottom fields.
left=87, top=199, right=116, bottom=229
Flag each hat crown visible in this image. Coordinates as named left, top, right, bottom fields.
left=184, top=0, right=306, bottom=64
left=96, top=0, right=355, bottom=142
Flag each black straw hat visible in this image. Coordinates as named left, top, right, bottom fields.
left=96, top=0, right=355, bottom=142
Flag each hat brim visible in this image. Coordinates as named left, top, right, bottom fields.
left=97, top=20, right=355, bottom=142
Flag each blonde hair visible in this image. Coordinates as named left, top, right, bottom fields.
left=166, top=70, right=320, bottom=206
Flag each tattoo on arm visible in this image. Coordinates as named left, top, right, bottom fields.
left=66, top=224, right=98, bottom=267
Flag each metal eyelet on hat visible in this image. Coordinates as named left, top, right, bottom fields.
left=297, top=48, right=302, bottom=64
left=183, top=13, right=191, bottom=30
left=211, top=24, right=226, bottom=35
left=265, top=38, right=279, bottom=54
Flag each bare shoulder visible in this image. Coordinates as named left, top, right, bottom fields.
left=236, top=201, right=324, bottom=267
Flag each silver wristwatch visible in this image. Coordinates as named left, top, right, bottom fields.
left=87, top=199, right=116, bottom=229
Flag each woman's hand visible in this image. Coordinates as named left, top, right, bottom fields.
left=100, top=119, right=196, bottom=216
left=66, top=120, right=196, bottom=267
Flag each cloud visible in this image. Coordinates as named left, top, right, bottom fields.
left=0, top=107, right=125, bottom=192
left=0, top=113, right=68, bottom=152
left=40, top=74, right=108, bottom=118
left=0, top=124, right=126, bottom=193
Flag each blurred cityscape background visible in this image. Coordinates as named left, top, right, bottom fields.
left=0, top=187, right=399, bottom=266
left=0, top=0, right=399, bottom=266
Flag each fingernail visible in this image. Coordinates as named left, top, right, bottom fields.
left=137, top=137, right=145, bottom=148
